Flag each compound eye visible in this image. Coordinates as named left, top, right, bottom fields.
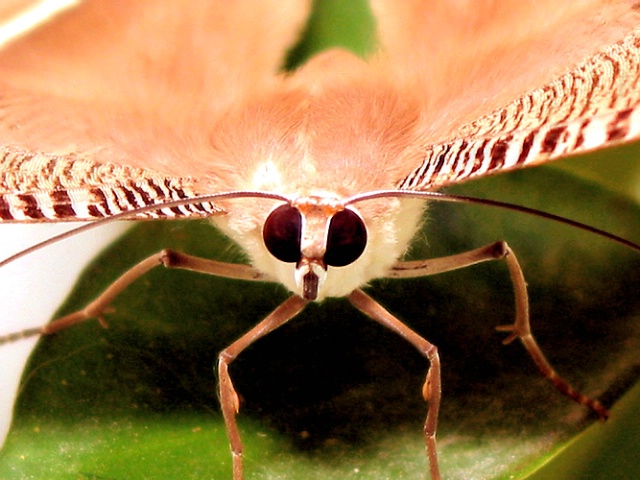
left=263, top=204, right=302, bottom=263
left=324, top=208, right=367, bottom=267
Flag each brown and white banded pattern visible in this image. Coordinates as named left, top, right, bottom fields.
left=0, top=147, right=223, bottom=221
left=400, top=28, right=640, bottom=191
left=400, top=106, right=640, bottom=191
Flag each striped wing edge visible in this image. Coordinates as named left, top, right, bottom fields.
left=400, top=28, right=640, bottom=191
left=0, top=147, right=224, bottom=222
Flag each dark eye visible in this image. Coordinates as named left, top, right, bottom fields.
left=263, top=204, right=302, bottom=263
left=324, top=208, right=367, bottom=267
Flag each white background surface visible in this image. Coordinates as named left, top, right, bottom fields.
left=0, top=222, right=127, bottom=446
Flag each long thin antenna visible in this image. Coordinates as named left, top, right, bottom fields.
left=2, top=188, right=639, bottom=269
left=345, top=189, right=640, bottom=253
left=0, top=190, right=290, bottom=268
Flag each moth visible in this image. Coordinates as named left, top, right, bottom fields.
left=1, top=1, right=640, bottom=479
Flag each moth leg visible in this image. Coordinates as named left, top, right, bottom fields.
left=0, top=249, right=268, bottom=344
left=390, top=241, right=609, bottom=419
left=387, top=241, right=511, bottom=279
left=217, top=295, right=307, bottom=480
left=348, top=288, right=442, bottom=480
left=494, top=243, right=609, bottom=419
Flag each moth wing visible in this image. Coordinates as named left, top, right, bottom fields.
left=0, top=147, right=225, bottom=222
left=0, top=0, right=310, bottom=182
left=372, top=0, right=640, bottom=139
left=398, top=28, right=640, bottom=191
left=0, top=0, right=48, bottom=24
left=370, top=0, right=640, bottom=189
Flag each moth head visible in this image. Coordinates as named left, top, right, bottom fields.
left=212, top=192, right=423, bottom=302
left=262, top=197, right=367, bottom=301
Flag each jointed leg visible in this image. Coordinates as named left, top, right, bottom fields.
left=388, top=241, right=510, bottom=279
left=348, top=289, right=442, bottom=480
left=0, top=249, right=267, bottom=344
left=218, top=295, right=308, bottom=480
left=495, top=244, right=609, bottom=419
left=390, top=241, right=608, bottom=419
left=1, top=244, right=310, bottom=479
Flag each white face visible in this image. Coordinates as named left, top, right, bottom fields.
left=214, top=195, right=425, bottom=301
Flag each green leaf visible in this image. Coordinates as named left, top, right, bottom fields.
left=523, top=380, right=640, bottom=480
left=553, top=142, right=640, bottom=204
left=285, top=0, right=376, bottom=67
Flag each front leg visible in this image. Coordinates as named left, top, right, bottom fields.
left=0, top=249, right=269, bottom=345
left=218, top=295, right=308, bottom=480
left=348, top=289, right=442, bottom=480
left=390, top=241, right=609, bottom=419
